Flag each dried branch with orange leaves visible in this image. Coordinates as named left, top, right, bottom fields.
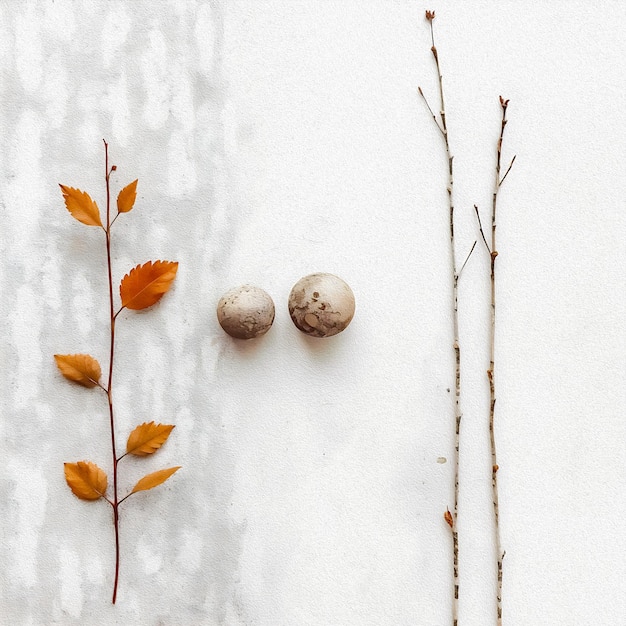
left=55, top=140, right=180, bottom=604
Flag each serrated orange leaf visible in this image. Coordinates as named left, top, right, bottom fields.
left=130, top=466, right=181, bottom=495
left=54, top=354, right=102, bottom=388
left=126, top=422, right=175, bottom=456
left=117, top=179, right=138, bottom=213
left=59, top=185, right=103, bottom=227
left=119, top=260, right=178, bottom=310
left=64, top=461, right=108, bottom=500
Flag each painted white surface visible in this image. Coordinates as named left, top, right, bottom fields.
left=1, top=1, right=625, bottom=624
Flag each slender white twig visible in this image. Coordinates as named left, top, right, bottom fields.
left=475, top=96, right=515, bottom=625
left=419, top=11, right=461, bottom=625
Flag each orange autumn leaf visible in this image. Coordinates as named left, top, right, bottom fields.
left=117, top=179, right=138, bottom=214
left=119, top=260, right=178, bottom=310
left=126, top=422, right=175, bottom=456
left=64, top=461, right=108, bottom=500
left=130, top=466, right=181, bottom=495
left=54, top=353, right=102, bottom=388
left=59, top=185, right=103, bottom=227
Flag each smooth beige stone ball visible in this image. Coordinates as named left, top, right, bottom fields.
left=288, top=273, right=355, bottom=338
left=217, top=285, right=275, bottom=339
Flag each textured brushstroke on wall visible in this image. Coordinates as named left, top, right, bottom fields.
left=1, top=2, right=246, bottom=623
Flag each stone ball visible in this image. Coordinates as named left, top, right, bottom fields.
left=288, top=273, right=355, bottom=338
left=217, top=285, right=275, bottom=339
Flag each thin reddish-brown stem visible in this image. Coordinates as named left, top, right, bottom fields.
left=103, top=139, right=121, bottom=604
left=420, top=11, right=460, bottom=624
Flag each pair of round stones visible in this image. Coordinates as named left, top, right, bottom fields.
left=217, top=273, right=355, bottom=339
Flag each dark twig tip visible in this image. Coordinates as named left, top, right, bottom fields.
left=459, top=240, right=477, bottom=276
left=473, top=204, right=491, bottom=253
left=425, top=10, right=436, bottom=21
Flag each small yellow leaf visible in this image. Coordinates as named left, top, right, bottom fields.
left=119, top=260, right=178, bottom=310
left=117, top=179, right=138, bottom=213
left=64, top=461, right=108, bottom=500
left=59, top=185, right=103, bottom=227
left=126, top=422, right=175, bottom=456
left=131, top=466, right=181, bottom=495
left=54, top=354, right=102, bottom=388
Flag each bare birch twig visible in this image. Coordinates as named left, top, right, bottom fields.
left=475, top=96, right=515, bottom=625
left=419, top=11, right=461, bottom=625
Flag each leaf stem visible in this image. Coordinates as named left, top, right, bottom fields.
left=421, top=11, right=461, bottom=624
left=117, top=492, right=134, bottom=506
left=104, top=139, right=121, bottom=605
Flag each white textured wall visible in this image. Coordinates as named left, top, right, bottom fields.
left=1, top=1, right=625, bottom=625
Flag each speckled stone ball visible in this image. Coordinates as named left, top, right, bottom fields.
left=288, top=273, right=355, bottom=338
left=217, top=285, right=275, bottom=339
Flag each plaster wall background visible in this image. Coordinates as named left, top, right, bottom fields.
left=1, top=1, right=625, bottom=624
